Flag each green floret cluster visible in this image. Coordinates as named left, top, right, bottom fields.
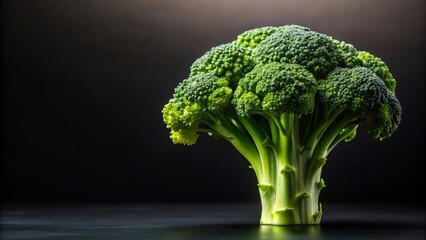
left=234, top=62, right=317, bottom=116
left=318, top=67, right=389, bottom=112
left=357, top=51, right=397, bottom=92
left=190, top=43, right=254, bottom=85
left=163, top=73, right=233, bottom=145
left=234, top=26, right=284, bottom=49
left=253, top=25, right=340, bottom=78
left=162, top=25, right=401, bottom=226
left=328, top=40, right=396, bottom=93
left=331, top=39, right=361, bottom=67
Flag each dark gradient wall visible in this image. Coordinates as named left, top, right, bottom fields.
left=2, top=0, right=425, bottom=204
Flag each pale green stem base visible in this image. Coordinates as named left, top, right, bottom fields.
left=258, top=165, right=324, bottom=225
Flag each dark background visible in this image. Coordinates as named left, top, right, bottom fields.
left=2, top=0, right=425, bottom=205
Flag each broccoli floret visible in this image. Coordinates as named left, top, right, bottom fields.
left=162, top=25, right=402, bottom=226
left=357, top=51, right=397, bottom=92
left=365, top=92, right=402, bottom=140
left=234, top=62, right=317, bottom=116
left=317, top=67, right=401, bottom=146
left=234, top=26, right=284, bottom=49
left=330, top=38, right=396, bottom=93
left=234, top=25, right=311, bottom=50
left=190, top=43, right=254, bottom=85
left=162, top=73, right=234, bottom=145
left=318, top=67, right=388, bottom=112
left=331, top=39, right=361, bottom=67
left=174, top=72, right=232, bottom=110
left=253, top=25, right=340, bottom=78
left=170, top=128, right=199, bottom=146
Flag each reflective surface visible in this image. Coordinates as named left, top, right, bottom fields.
left=1, top=204, right=424, bottom=239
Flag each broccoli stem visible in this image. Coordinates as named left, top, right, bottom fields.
left=202, top=109, right=358, bottom=225
left=244, top=108, right=360, bottom=225
left=257, top=145, right=323, bottom=225
left=246, top=113, right=323, bottom=225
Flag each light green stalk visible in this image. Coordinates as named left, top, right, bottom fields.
left=200, top=108, right=358, bottom=225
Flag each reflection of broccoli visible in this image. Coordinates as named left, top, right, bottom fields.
left=162, top=25, right=401, bottom=225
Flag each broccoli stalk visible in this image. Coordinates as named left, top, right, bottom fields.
left=162, top=25, right=401, bottom=225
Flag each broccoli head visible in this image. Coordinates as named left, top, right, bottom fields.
left=162, top=25, right=402, bottom=225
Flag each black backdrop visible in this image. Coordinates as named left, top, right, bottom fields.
left=2, top=0, right=425, bottom=205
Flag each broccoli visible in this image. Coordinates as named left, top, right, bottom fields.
left=162, top=25, right=401, bottom=225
